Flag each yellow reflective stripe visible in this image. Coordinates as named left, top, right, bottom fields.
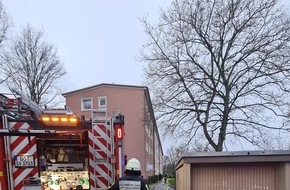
left=145, top=184, right=150, bottom=190
left=108, top=183, right=115, bottom=189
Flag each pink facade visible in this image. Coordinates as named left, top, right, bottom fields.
left=62, top=83, right=163, bottom=179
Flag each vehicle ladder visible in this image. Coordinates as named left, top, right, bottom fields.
left=90, top=108, right=115, bottom=189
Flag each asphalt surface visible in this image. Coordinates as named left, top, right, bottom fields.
left=149, top=181, right=174, bottom=190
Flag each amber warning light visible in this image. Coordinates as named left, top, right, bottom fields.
left=41, top=115, right=78, bottom=126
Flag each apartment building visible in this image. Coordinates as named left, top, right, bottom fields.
left=62, top=83, right=163, bottom=179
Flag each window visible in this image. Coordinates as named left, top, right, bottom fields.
left=81, top=98, right=92, bottom=110
left=98, top=96, right=107, bottom=108
left=146, top=161, right=153, bottom=172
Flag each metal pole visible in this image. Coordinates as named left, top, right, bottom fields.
left=110, top=117, right=115, bottom=182
left=118, top=146, right=122, bottom=177
left=3, top=115, right=13, bottom=190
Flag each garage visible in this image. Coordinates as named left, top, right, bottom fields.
left=176, top=151, right=290, bottom=190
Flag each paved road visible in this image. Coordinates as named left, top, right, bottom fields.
left=150, top=181, right=174, bottom=190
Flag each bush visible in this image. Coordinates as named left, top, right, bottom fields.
left=167, top=177, right=175, bottom=187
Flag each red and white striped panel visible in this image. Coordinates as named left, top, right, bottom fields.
left=9, top=122, right=38, bottom=190
left=88, top=123, right=113, bottom=189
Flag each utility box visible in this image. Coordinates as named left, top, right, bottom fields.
left=23, top=177, right=41, bottom=190
left=176, top=150, right=290, bottom=190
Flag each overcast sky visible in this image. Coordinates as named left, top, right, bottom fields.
left=1, top=0, right=171, bottom=93
left=1, top=0, right=289, bottom=93
left=0, top=0, right=173, bottom=152
left=1, top=0, right=290, bottom=152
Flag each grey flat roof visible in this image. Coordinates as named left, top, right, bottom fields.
left=176, top=150, right=290, bottom=169
left=182, top=150, right=290, bottom=157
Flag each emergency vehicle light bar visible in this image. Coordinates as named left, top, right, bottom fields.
left=41, top=115, right=79, bottom=126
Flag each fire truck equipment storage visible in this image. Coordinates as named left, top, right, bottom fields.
left=0, top=92, right=125, bottom=190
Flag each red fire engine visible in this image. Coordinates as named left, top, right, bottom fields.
left=0, top=92, right=125, bottom=190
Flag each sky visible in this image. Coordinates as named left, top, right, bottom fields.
left=0, top=0, right=173, bottom=152
left=1, top=0, right=290, bottom=153
left=1, top=0, right=171, bottom=93
left=1, top=0, right=289, bottom=93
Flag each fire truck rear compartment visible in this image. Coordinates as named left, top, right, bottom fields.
left=37, top=132, right=90, bottom=190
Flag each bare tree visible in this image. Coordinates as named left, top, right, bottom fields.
left=164, top=145, right=188, bottom=176
left=1, top=24, right=66, bottom=105
left=0, top=1, right=12, bottom=83
left=140, top=0, right=290, bottom=151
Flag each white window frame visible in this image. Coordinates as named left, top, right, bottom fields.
left=98, top=96, right=107, bottom=108
left=81, top=97, right=93, bottom=111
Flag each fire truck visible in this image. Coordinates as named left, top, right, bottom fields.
left=0, top=92, right=125, bottom=190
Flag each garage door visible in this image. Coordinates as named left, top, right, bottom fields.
left=192, top=163, right=277, bottom=190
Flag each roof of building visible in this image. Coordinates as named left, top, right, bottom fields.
left=176, top=150, right=290, bottom=169
left=182, top=150, right=290, bottom=157
left=62, top=83, right=148, bottom=96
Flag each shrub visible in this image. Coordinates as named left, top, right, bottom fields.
left=167, top=177, right=175, bottom=187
